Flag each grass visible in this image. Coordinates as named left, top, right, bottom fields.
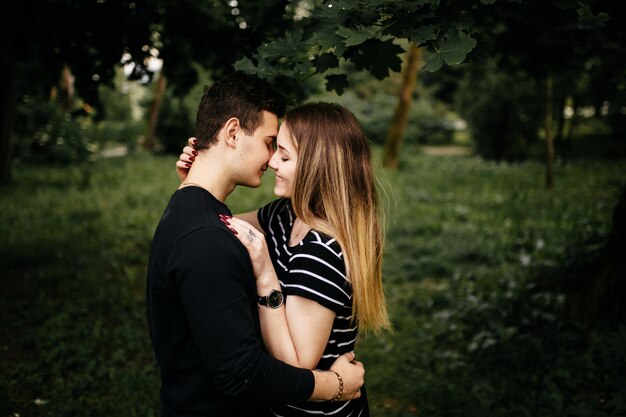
left=1, top=147, right=625, bottom=416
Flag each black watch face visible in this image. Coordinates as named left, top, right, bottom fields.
left=268, top=290, right=284, bottom=308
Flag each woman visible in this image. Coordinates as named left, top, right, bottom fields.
left=178, top=102, right=390, bottom=416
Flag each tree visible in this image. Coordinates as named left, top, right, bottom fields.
left=233, top=0, right=490, bottom=167
left=233, top=0, right=625, bottom=325
left=234, top=0, right=487, bottom=89
left=0, top=49, right=16, bottom=183
left=132, top=0, right=296, bottom=151
left=467, top=0, right=612, bottom=185
left=232, top=0, right=613, bottom=171
left=541, top=184, right=626, bottom=325
left=0, top=0, right=299, bottom=173
left=464, top=1, right=625, bottom=321
left=454, top=64, right=543, bottom=161
left=0, top=0, right=157, bottom=183
left=381, top=43, right=422, bottom=168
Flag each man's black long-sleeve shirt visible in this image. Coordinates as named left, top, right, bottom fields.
left=147, top=186, right=314, bottom=417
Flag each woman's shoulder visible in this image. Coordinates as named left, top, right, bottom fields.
left=286, top=230, right=352, bottom=310
left=259, top=197, right=290, bottom=213
left=291, top=230, right=346, bottom=282
left=299, top=230, right=343, bottom=261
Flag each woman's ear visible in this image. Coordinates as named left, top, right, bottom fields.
left=223, top=117, right=240, bottom=148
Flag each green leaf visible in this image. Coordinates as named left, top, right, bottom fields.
left=423, top=52, right=443, bottom=72
left=310, top=29, right=342, bottom=52
left=313, top=53, right=340, bottom=73
left=233, top=57, right=257, bottom=73
left=396, top=1, right=440, bottom=11
left=553, top=0, right=578, bottom=10
left=336, top=25, right=377, bottom=47
left=425, top=30, right=476, bottom=72
left=451, top=14, right=474, bottom=31
left=406, top=24, right=438, bottom=44
left=440, top=31, right=476, bottom=65
left=350, top=39, right=405, bottom=80
left=258, top=28, right=305, bottom=61
left=325, top=74, right=349, bottom=95
left=576, top=3, right=609, bottom=26
left=334, top=42, right=348, bottom=56
left=294, top=60, right=314, bottom=74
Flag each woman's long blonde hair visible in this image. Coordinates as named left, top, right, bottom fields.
left=285, top=102, right=390, bottom=332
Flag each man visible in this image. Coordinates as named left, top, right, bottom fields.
left=146, top=72, right=364, bottom=417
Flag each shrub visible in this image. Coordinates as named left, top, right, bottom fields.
left=155, top=89, right=194, bottom=154
left=455, top=65, right=543, bottom=161
left=309, top=81, right=458, bottom=146
left=14, top=97, right=99, bottom=164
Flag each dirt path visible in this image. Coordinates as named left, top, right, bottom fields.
left=420, top=145, right=471, bottom=156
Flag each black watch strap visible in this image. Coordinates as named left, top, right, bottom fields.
left=258, top=289, right=284, bottom=309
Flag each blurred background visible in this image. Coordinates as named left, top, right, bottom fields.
left=1, top=0, right=625, bottom=416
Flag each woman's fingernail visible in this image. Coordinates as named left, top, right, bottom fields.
left=192, top=150, right=198, bottom=156
left=185, top=163, right=191, bottom=168
left=229, top=227, right=238, bottom=235
left=190, top=156, right=195, bottom=162
left=192, top=139, right=197, bottom=146
left=222, top=220, right=230, bottom=225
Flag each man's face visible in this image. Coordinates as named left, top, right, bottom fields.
left=235, top=110, right=279, bottom=188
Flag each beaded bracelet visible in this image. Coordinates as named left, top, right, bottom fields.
left=329, top=370, right=344, bottom=402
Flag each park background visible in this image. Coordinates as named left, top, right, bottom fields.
left=1, top=1, right=625, bottom=416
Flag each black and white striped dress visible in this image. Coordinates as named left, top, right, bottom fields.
left=257, top=198, right=369, bottom=417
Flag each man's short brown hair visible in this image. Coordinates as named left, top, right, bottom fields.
left=195, top=72, right=286, bottom=149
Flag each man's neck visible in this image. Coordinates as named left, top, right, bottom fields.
left=179, top=153, right=234, bottom=203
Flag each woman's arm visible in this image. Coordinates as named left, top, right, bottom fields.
left=175, top=137, right=198, bottom=182
left=235, top=210, right=263, bottom=234
left=257, top=286, right=335, bottom=368
left=223, top=216, right=335, bottom=369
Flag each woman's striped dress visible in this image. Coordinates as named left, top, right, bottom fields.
left=257, top=198, right=369, bottom=417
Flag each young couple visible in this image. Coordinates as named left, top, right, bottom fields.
left=147, top=72, right=389, bottom=417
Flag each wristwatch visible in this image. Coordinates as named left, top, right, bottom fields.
left=258, top=289, right=284, bottom=309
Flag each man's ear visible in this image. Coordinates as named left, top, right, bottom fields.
left=223, top=117, right=240, bottom=148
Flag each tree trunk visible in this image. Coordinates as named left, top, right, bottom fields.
left=57, top=64, right=75, bottom=112
left=556, top=95, right=566, bottom=142
left=144, top=69, right=166, bottom=151
left=545, top=75, right=555, bottom=189
left=554, top=93, right=566, bottom=160
left=0, top=51, right=16, bottom=184
left=382, top=43, right=421, bottom=169
left=562, top=184, right=626, bottom=324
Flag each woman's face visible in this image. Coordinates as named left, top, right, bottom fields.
left=269, top=123, right=298, bottom=198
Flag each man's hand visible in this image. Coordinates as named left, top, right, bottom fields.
left=330, top=352, right=364, bottom=401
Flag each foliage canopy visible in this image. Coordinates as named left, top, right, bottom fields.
left=234, top=0, right=611, bottom=95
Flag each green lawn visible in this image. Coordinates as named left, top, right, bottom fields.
left=1, top=147, right=625, bottom=416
